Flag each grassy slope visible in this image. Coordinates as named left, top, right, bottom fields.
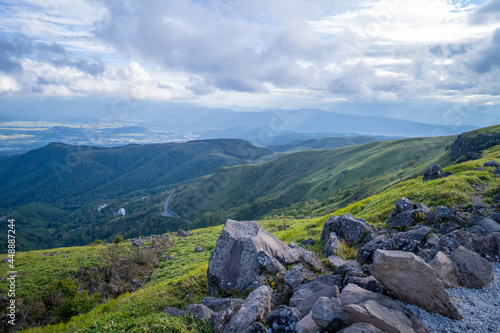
left=267, top=135, right=380, bottom=153
left=169, top=136, right=455, bottom=226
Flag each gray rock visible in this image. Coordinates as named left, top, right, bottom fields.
left=467, top=216, right=500, bottom=235
left=267, top=305, right=300, bottom=333
left=425, top=234, right=440, bottom=248
left=131, top=239, right=144, bottom=247
left=223, top=285, right=272, bottom=333
left=450, top=246, right=493, bottom=289
left=429, top=251, right=459, bottom=288
left=491, top=212, right=500, bottom=223
left=177, top=230, right=192, bottom=237
left=439, top=222, right=460, bottom=234
left=330, top=214, right=376, bottom=245
left=300, top=238, right=316, bottom=246
left=339, top=284, right=429, bottom=333
left=388, top=199, right=431, bottom=229
left=484, top=160, right=500, bottom=167
left=187, top=304, right=215, bottom=321
left=202, top=297, right=243, bottom=312
left=195, top=246, right=204, bottom=252
left=257, top=251, right=286, bottom=275
left=423, top=163, right=443, bottom=181
left=327, top=254, right=346, bottom=268
left=311, top=297, right=343, bottom=331
left=320, top=215, right=340, bottom=243
left=322, top=233, right=339, bottom=257
left=284, top=264, right=314, bottom=291
left=163, top=306, right=186, bottom=317
left=208, top=220, right=294, bottom=295
left=400, top=226, right=431, bottom=242
left=131, top=278, right=144, bottom=289
left=211, top=304, right=242, bottom=333
left=290, top=275, right=343, bottom=318
left=357, top=235, right=389, bottom=265
left=295, top=311, right=322, bottom=333
left=438, top=229, right=475, bottom=255
left=301, top=251, right=323, bottom=272
left=335, top=261, right=364, bottom=285
left=470, top=232, right=500, bottom=262
left=346, top=276, right=385, bottom=294
left=1, top=258, right=10, bottom=263
left=338, top=322, right=384, bottom=333
left=371, top=250, right=462, bottom=320
left=428, top=206, right=466, bottom=226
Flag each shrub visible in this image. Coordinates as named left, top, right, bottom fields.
left=113, top=235, right=124, bottom=244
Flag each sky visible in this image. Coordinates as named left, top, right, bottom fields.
left=0, top=0, right=499, bottom=127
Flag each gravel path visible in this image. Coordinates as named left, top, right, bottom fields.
left=403, top=263, right=500, bottom=333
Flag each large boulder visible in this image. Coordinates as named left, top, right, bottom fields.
left=387, top=198, right=431, bottom=229
left=328, top=214, right=376, bottom=245
left=208, top=220, right=293, bottom=295
left=371, top=250, right=462, bottom=320
left=467, top=216, right=500, bottom=235
left=267, top=305, right=300, bottom=333
left=357, top=234, right=422, bottom=265
left=484, top=160, right=500, bottom=167
left=223, top=285, right=273, bottom=333
left=450, top=246, right=493, bottom=289
left=187, top=304, right=215, bottom=322
left=322, top=232, right=339, bottom=257
left=339, top=284, right=429, bottom=333
left=439, top=229, right=500, bottom=261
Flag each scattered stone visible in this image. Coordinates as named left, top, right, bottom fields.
left=476, top=167, right=483, bottom=171
left=330, top=214, right=376, bottom=245
left=494, top=168, right=500, bottom=176
left=400, top=226, right=431, bottom=242
left=301, top=251, right=323, bottom=272
left=187, top=304, right=215, bottom=321
left=429, top=251, right=459, bottom=289
left=311, top=296, right=343, bottom=331
left=428, top=206, right=466, bottom=226
left=439, top=222, right=460, bottom=234
left=321, top=233, right=339, bottom=257
left=284, top=264, right=314, bottom=291
left=163, top=306, right=186, bottom=317
left=371, top=250, right=462, bottom=319
left=300, top=238, right=316, bottom=246
left=131, top=278, right=144, bottom=289
left=223, top=285, right=272, bottom=333
left=388, top=198, right=431, bottom=229
left=267, top=305, right=300, bottom=333
left=335, top=261, right=364, bottom=285
left=295, top=311, right=322, bottom=333
left=162, top=255, right=173, bottom=261
left=207, top=220, right=295, bottom=295
left=176, top=230, right=192, bottom=237
left=450, top=246, right=493, bottom=289
left=131, top=239, right=144, bottom=247
left=425, top=234, right=440, bottom=248
left=484, top=160, right=500, bottom=167
left=2, top=258, right=10, bottom=263
left=338, top=322, right=384, bottom=333
left=195, top=246, right=204, bottom=252
left=423, top=164, right=443, bottom=181
left=327, top=254, right=346, bottom=268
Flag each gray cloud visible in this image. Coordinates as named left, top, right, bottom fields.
left=470, top=0, right=500, bottom=24
left=0, top=34, right=105, bottom=75
left=469, top=28, right=500, bottom=74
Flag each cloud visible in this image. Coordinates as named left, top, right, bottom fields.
left=470, top=0, right=500, bottom=24
left=468, top=28, right=500, bottom=73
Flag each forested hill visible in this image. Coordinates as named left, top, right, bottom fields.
left=0, top=139, right=272, bottom=210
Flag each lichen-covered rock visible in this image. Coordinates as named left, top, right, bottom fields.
left=267, top=305, right=300, bottom=333
left=295, top=311, right=322, bottom=333
left=207, top=220, right=294, bottom=295
left=371, top=250, right=462, bottom=320
left=484, top=160, right=500, bottom=167
left=211, top=304, right=242, bottom=333
left=467, top=216, right=500, bottom=235
left=423, top=164, right=443, bottom=181
left=322, top=232, right=339, bottom=257
left=301, top=251, right=323, bottom=272
left=388, top=198, right=431, bottom=229
left=329, top=214, right=376, bottom=245
left=187, top=304, right=215, bottom=321
left=201, top=297, right=243, bottom=312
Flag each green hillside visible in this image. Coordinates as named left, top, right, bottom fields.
left=168, top=136, right=455, bottom=228
left=2, top=139, right=499, bottom=332
left=267, top=135, right=381, bottom=153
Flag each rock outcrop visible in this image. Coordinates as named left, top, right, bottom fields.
left=450, top=246, right=494, bottom=289
left=321, top=214, right=376, bottom=246
left=207, top=220, right=294, bottom=295
left=387, top=198, right=431, bottom=228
